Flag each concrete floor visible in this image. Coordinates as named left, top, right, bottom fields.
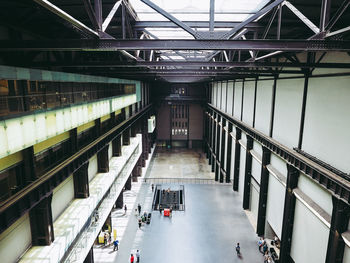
left=149, top=147, right=214, bottom=179
left=111, top=148, right=262, bottom=263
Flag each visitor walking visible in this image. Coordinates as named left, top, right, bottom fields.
left=151, top=184, right=154, bottom=192
left=113, top=240, right=119, bottom=251
left=130, top=253, right=135, bottom=263
left=124, top=204, right=127, bottom=215
left=136, top=250, right=140, bottom=262
left=138, top=203, right=141, bottom=215
left=138, top=218, right=142, bottom=228
left=235, top=243, right=241, bottom=256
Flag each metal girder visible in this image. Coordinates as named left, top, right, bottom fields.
left=82, top=0, right=100, bottom=30
left=102, top=0, right=122, bottom=32
left=94, top=0, right=102, bottom=29
left=132, top=21, right=262, bottom=29
left=284, top=1, right=320, bottom=34
left=1, top=39, right=350, bottom=51
left=320, top=0, right=332, bottom=32
left=30, top=61, right=350, bottom=68
left=327, top=26, right=350, bottom=38
left=221, top=0, right=285, bottom=39
left=32, top=0, right=99, bottom=38
left=209, top=0, right=215, bottom=32
left=139, top=0, right=202, bottom=39
left=325, top=0, right=350, bottom=32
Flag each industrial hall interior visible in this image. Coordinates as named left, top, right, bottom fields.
left=0, top=0, right=350, bottom=263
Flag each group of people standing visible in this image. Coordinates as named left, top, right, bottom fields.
left=130, top=250, right=141, bottom=262
left=258, top=237, right=272, bottom=263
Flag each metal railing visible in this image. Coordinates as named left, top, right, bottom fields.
left=144, top=177, right=231, bottom=185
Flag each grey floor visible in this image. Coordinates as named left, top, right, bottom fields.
left=115, top=148, right=262, bottom=263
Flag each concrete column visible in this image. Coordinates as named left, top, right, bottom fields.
left=279, top=164, right=300, bottom=262
left=97, top=145, right=109, bottom=173
left=233, top=128, right=242, bottom=191
left=256, top=147, right=271, bottom=236
left=123, top=128, right=131, bottom=145
left=125, top=175, right=132, bottom=190
left=29, top=194, right=54, bottom=246
left=243, top=135, right=253, bottom=210
left=112, top=135, right=122, bottom=157
left=225, top=122, right=233, bottom=183
left=73, top=162, right=90, bottom=198
left=116, top=190, right=124, bottom=208
left=325, top=196, right=350, bottom=263
left=83, top=247, right=94, bottom=263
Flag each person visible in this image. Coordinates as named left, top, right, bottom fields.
left=113, top=240, right=119, bottom=251
left=143, top=211, right=147, bottom=218
left=169, top=206, right=173, bottom=216
left=138, top=204, right=141, bottom=215
left=130, top=253, right=134, bottom=263
left=108, top=232, right=112, bottom=245
left=136, top=250, right=140, bottom=262
left=235, top=243, right=241, bottom=256
left=138, top=218, right=142, bottom=228
left=258, top=237, right=264, bottom=253
left=103, top=233, right=107, bottom=246
left=264, top=252, right=269, bottom=263
left=151, top=184, right=154, bottom=192
left=159, top=205, right=162, bottom=215
left=262, top=242, right=268, bottom=255
left=267, top=256, right=272, bottom=263
left=124, top=204, right=127, bottom=214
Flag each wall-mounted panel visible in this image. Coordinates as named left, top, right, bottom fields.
left=242, top=80, right=255, bottom=127
left=52, top=175, right=74, bottom=222
left=251, top=158, right=261, bottom=184
left=253, top=141, right=262, bottom=156
left=217, top=82, right=222, bottom=109
left=266, top=174, right=285, bottom=238
left=290, top=199, right=329, bottom=263
left=221, top=81, right=227, bottom=112
left=234, top=81, right=243, bottom=119
left=254, top=79, right=273, bottom=136
left=298, top=174, right=333, bottom=215
left=302, top=76, right=350, bottom=172
left=238, top=145, right=246, bottom=201
left=273, top=78, right=304, bottom=148
left=250, top=178, right=260, bottom=220
left=108, top=142, right=113, bottom=160
left=270, top=154, right=287, bottom=178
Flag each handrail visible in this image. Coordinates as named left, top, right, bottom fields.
left=144, top=177, right=230, bottom=185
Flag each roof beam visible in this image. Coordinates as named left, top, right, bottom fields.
left=221, top=0, right=285, bottom=39
left=1, top=39, right=350, bottom=51
left=82, top=0, right=100, bottom=30
left=32, top=0, right=99, bottom=38
left=325, top=0, right=350, bottom=32
left=209, top=0, right=215, bottom=32
left=102, top=0, right=122, bottom=32
left=139, top=0, right=203, bottom=39
left=133, top=21, right=262, bottom=29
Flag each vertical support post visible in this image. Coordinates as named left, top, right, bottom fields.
left=70, top=128, right=78, bottom=153
left=95, top=118, right=101, bottom=138
left=225, top=122, right=233, bottom=183
left=29, top=194, right=54, bottom=246
left=123, top=127, right=131, bottom=145
left=73, top=162, right=90, bottom=198
left=219, top=118, right=226, bottom=183
left=112, top=135, right=122, bottom=157
left=131, top=123, right=137, bottom=137
left=243, top=135, right=254, bottom=210
left=215, top=115, right=221, bottom=181
left=211, top=112, right=217, bottom=173
left=23, top=146, right=36, bottom=184
left=83, top=247, right=94, bottom=263
left=256, top=147, right=271, bottom=236
left=233, top=128, right=242, bottom=191
left=252, top=78, right=258, bottom=128
left=279, top=164, right=300, bottom=263
left=269, top=77, right=277, bottom=137
left=325, top=196, right=350, bottom=263
left=97, top=145, right=109, bottom=173
left=320, top=0, right=332, bottom=31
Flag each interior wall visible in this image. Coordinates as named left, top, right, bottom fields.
left=254, top=79, right=273, bottom=136
left=0, top=213, right=32, bottom=263
left=156, top=103, right=170, bottom=140
left=227, top=81, right=234, bottom=115
left=51, top=175, right=75, bottom=222
left=242, top=80, right=255, bottom=127
left=88, top=155, right=98, bottom=182
left=238, top=145, right=246, bottom=201
left=234, top=81, right=243, bottom=119
left=189, top=104, right=203, bottom=140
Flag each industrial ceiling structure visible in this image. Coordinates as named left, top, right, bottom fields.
left=0, top=0, right=349, bottom=82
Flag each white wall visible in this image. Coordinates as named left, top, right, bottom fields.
left=273, top=78, right=304, bottom=148
left=227, top=81, right=234, bottom=115
left=250, top=178, right=260, bottom=221
left=234, top=81, right=243, bottom=119
left=343, top=245, right=350, bottom=263
left=253, top=141, right=262, bottom=156
left=290, top=199, right=329, bottom=263
left=108, top=142, right=113, bottom=160
left=238, top=145, right=246, bottom=201
left=266, top=174, right=285, bottom=238
left=251, top=158, right=261, bottom=184
left=254, top=79, right=273, bottom=136
left=52, top=175, right=75, bottom=222
left=302, top=75, right=350, bottom=172
left=230, top=138, right=236, bottom=181
left=298, top=174, right=333, bottom=215
left=242, top=80, right=255, bottom=127
left=0, top=213, right=32, bottom=263
left=88, top=155, right=98, bottom=182
left=270, top=154, right=287, bottom=178
left=221, top=81, right=227, bottom=112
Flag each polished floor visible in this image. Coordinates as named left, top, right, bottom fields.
left=101, top=148, right=262, bottom=263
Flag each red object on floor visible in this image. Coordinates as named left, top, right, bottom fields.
left=164, top=209, right=170, bottom=216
